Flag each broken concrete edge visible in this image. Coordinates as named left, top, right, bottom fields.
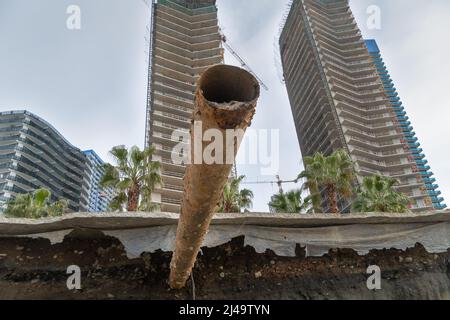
left=0, top=210, right=449, bottom=236
left=1, top=210, right=450, bottom=261
left=1, top=221, right=450, bottom=261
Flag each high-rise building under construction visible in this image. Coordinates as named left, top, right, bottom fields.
left=279, top=0, right=445, bottom=212
left=145, top=0, right=223, bottom=213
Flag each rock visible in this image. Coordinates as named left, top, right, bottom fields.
left=30, top=279, right=39, bottom=284
left=405, top=257, right=413, bottom=263
left=270, top=260, right=276, bottom=265
left=398, top=256, right=404, bottom=263
left=254, top=271, right=262, bottom=279
left=107, top=293, right=115, bottom=299
left=16, top=246, right=24, bottom=251
left=219, top=266, right=224, bottom=270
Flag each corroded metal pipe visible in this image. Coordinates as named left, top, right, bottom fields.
left=169, top=65, right=260, bottom=289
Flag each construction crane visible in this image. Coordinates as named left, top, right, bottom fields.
left=241, top=175, right=302, bottom=193
left=220, top=32, right=269, bottom=91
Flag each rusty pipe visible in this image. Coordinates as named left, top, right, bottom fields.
left=169, top=65, right=260, bottom=289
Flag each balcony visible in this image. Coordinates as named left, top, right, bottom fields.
left=153, top=99, right=192, bottom=116
left=428, top=190, right=442, bottom=197
left=158, top=2, right=218, bottom=27
left=153, top=91, right=193, bottom=109
left=154, top=73, right=195, bottom=94
left=157, top=183, right=183, bottom=199
left=152, top=131, right=189, bottom=147
left=161, top=158, right=186, bottom=173
left=152, top=111, right=190, bottom=129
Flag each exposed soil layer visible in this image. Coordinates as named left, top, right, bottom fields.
left=0, top=233, right=449, bottom=300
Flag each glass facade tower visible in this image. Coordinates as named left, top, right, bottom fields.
left=81, top=150, right=115, bottom=212
left=0, top=110, right=85, bottom=212
left=0, top=110, right=115, bottom=213
left=365, top=39, right=446, bottom=210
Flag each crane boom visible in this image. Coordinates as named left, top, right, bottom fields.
left=221, top=37, right=269, bottom=91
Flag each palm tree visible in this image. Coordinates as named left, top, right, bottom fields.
left=352, top=175, right=411, bottom=213
left=4, top=188, right=68, bottom=219
left=298, top=149, right=355, bottom=214
left=268, top=187, right=311, bottom=214
left=100, top=145, right=162, bottom=212
left=218, top=175, right=254, bottom=213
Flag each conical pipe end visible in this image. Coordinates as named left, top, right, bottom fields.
left=196, top=65, right=260, bottom=130
left=169, top=65, right=260, bottom=289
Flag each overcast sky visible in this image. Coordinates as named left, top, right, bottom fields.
left=0, top=0, right=448, bottom=211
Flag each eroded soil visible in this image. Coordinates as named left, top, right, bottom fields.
left=0, top=232, right=449, bottom=300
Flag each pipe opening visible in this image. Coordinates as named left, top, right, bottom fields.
left=199, top=65, right=260, bottom=104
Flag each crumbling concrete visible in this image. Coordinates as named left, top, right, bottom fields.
left=1, top=211, right=449, bottom=299
left=0, top=234, right=449, bottom=300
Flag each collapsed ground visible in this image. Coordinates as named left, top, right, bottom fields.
left=0, top=232, right=449, bottom=299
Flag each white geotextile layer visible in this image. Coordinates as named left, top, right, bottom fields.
left=103, top=222, right=450, bottom=258
left=1, top=212, right=449, bottom=259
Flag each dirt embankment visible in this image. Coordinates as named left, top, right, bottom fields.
left=0, top=233, right=449, bottom=300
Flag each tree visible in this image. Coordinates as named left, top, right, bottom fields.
left=268, top=187, right=311, bottom=214
left=298, top=149, right=355, bottom=214
left=352, top=175, right=411, bottom=213
left=100, top=145, right=162, bottom=212
left=217, top=175, right=254, bottom=213
left=4, top=188, right=68, bottom=219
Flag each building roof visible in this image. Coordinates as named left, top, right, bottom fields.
left=0, top=110, right=81, bottom=152
left=83, top=149, right=105, bottom=164
left=365, top=39, right=380, bottom=53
